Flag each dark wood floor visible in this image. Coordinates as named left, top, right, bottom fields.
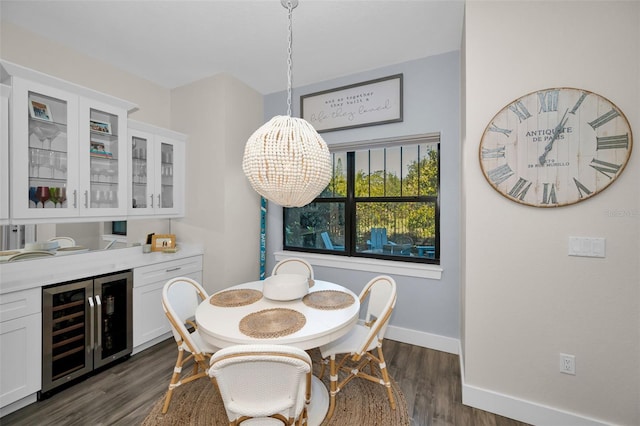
left=2, top=338, right=530, bottom=426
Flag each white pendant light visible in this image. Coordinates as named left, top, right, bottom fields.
left=242, top=0, right=332, bottom=208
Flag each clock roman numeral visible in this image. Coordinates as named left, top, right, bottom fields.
left=541, top=183, right=558, bottom=205
left=569, top=91, right=588, bottom=114
left=507, top=177, right=532, bottom=201
left=488, top=123, right=512, bottom=137
left=538, top=89, right=559, bottom=113
left=596, top=134, right=629, bottom=150
left=508, top=101, right=532, bottom=122
left=573, top=178, right=593, bottom=199
left=589, top=158, right=621, bottom=179
left=487, top=163, right=514, bottom=185
left=481, top=146, right=506, bottom=159
left=588, top=108, right=619, bottom=129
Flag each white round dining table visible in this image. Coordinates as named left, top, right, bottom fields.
left=195, top=279, right=360, bottom=426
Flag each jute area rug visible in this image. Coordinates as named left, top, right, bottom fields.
left=142, top=348, right=410, bottom=425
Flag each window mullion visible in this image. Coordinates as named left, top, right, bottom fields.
left=346, top=152, right=356, bottom=254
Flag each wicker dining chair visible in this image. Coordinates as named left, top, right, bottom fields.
left=161, top=276, right=219, bottom=414
left=271, top=257, right=315, bottom=287
left=47, top=236, right=76, bottom=248
left=318, top=275, right=398, bottom=420
left=208, top=344, right=312, bottom=426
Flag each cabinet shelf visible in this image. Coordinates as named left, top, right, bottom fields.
left=52, top=299, right=84, bottom=312
left=52, top=365, right=84, bottom=381
left=52, top=345, right=84, bottom=362
left=53, top=322, right=84, bottom=337
left=52, top=334, right=84, bottom=350
left=53, top=310, right=84, bottom=324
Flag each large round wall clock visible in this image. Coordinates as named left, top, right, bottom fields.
left=479, top=87, right=633, bottom=207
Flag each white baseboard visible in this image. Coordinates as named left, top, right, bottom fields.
left=384, top=324, right=459, bottom=354
left=458, top=343, right=611, bottom=426
left=132, top=332, right=172, bottom=355
left=0, top=393, right=37, bottom=418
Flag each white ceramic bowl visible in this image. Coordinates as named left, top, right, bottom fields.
left=263, top=273, right=309, bottom=301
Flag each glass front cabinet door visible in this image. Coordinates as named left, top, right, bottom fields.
left=79, top=98, right=128, bottom=217
left=11, top=77, right=79, bottom=220
left=8, top=73, right=133, bottom=221
left=128, top=120, right=185, bottom=218
left=0, top=84, right=10, bottom=224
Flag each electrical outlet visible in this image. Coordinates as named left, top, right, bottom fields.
left=560, top=353, right=575, bottom=375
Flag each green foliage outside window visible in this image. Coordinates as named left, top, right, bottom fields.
left=284, top=143, right=439, bottom=262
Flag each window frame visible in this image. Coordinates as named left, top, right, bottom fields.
left=282, top=133, right=441, bottom=265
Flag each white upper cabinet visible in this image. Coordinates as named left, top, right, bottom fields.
left=0, top=84, right=10, bottom=224
left=128, top=120, right=186, bottom=218
left=2, top=61, right=136, bottom=222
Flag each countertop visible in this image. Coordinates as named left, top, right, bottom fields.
left=0, top=243, right=204, bottom=295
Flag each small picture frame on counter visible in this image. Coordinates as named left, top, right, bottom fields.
left=90, top=119, right=112, bottom=134
left=29, top=99, right=53, bottom=122
left=151, top=234, right=176, bottom=252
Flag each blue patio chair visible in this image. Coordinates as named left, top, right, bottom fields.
left=321, top=231, right=344, bottom=250
left=368, top=228, right=388, bottom=251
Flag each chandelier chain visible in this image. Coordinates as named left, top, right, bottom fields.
left=286, top=1, right=293, bottom=117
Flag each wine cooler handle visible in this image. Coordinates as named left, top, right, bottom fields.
left=84, top=190, right=89, bottom=208
left=73, top=189, right=78, bottom=208
left=95, top=295, right=102, bottom=349
left=88, top=296, right=95, bottom=351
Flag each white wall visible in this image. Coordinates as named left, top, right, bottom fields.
left=1, top=22, right=170, bottom=127
left=170, top=73, right=263, bottom=295
left=264, top=52, right=461, bottom=342
left=463, top=2, right=639, bottom=425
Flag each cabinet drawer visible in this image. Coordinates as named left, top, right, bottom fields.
left=0, top=288, right=41, bottom=322
left=133, top=255, right=203, bottom=287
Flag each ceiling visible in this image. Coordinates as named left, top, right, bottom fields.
left=1, top=0, right=464, bottom=94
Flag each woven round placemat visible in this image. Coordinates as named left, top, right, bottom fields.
left=210, top=289, right=263, bottom=307
left=141, top=348, right=409, bottom=426
left=239, top=308, right=306, bottom=338
left=303, top=290, right=355, bottom=310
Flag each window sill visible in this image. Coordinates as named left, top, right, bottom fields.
left=274, top=251, right=443, bottom=280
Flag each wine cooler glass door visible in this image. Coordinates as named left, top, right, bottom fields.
left=42, top=279, right=93, bottom=394
left=93, top=271, right=133, bottom=369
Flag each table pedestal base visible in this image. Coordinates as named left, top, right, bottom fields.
left=307, top=376, right=329, bottom=426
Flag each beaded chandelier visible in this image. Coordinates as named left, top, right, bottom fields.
left=242, top=0, right=331, bottom=207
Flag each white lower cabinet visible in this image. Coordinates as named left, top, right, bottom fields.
left=132, top=255, right=203, bottom=352
left=0, top=288, right=41, bottom=414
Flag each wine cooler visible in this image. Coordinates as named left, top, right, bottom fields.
left=41, top=271, right=133, bottom=396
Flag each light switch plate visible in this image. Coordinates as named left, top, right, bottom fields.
left=568, top=237, right=605, bottom=258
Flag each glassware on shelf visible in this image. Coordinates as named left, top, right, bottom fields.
left=30, top=149, right=40, bottom=177
left=36, top=186, right=50, bottom=208
left=49, top=187, right=59, bottom=208
left=58, top=187, right=67, bottom=208
left=29, top=186, right=39, bottom=208
left=31, top=122, right=61, bottom=150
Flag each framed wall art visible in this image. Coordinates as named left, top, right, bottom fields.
left=301, top=74, right=403, bottom=133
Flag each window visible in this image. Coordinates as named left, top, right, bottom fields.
left=283, top=136, right=439, bottom=263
